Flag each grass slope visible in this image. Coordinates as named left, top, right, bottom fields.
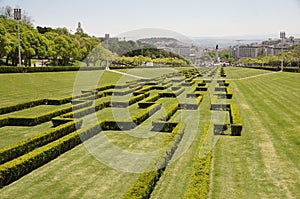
left=211, top=70, right=300, bottom=199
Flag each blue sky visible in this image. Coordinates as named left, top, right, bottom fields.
left=1, top=0, right=300, bottom=38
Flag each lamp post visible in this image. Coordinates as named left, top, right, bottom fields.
left=280, top=32, right=285, bottom=72
left=14, top=8, right=22, bottom=66
left=105, top=34, right=110, bottom=70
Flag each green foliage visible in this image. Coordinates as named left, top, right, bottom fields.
left=0, top=17, right=102, bottom=66
left=184, top=123, right=212, bottom=199
left=123, top=123, right=185, bottom=199
left=0, top=120, right=82, bottom=165
left=0, top=120, right=102, bottom=188
left=229, top=103, right=243, bottom=136
left=0, top=99, right=46, bottom=114
left=158, top=102, right=179, bottom=121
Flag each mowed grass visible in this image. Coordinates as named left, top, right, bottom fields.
left=211, top=70, right=300, bottom=199
left=0, top=70, right=134, bottom=106
left=224, top=67, right=273, bottom=79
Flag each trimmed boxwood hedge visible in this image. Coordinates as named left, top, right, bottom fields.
left=159, top=87, right=184, bottom=97
left=0, top=99, right=47, bottom=115
left=184, top=123, right=212, bottom=199
left=229, top=103, right=243, bottom=136
left=157, top=103, right=179, bottom=121
left=179, top=96, right=203, bottom=110
left=0, top=120, right=82, bottom=165
left=132, top=104, right=161, bottom=125
left=111, top=94, right=147, bottom=108
left=122, top=123, right=185, bottom=199
left=0, top=120, right=101, bottom=188
left=152, top=121, right=178, bottom=132
left=7, top=106, right=73, bottom=126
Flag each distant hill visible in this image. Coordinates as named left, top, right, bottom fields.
left=138, top=37, right=190, bottom=48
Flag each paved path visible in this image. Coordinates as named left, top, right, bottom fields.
left=219, top=71, right=278, bottom=81
left=108, top=69, right=149, bottom=79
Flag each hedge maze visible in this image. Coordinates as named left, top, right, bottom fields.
left=0, top=67, right=243, bottom=198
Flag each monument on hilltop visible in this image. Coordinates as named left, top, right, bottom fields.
left=76, top=22, right=84, bottom=33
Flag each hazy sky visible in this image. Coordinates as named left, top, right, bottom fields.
left=1, top=0, right=300, bottom=38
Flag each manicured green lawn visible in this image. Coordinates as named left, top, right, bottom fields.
left=0, top=70, right=133, bottom=106
left=211, top=70, right=300, bottom=199
left=0, top=67, right=299, bottom=199
left=0, top=122, right=53, bottom=149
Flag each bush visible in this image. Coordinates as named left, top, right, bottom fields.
left=229, top=103, right=243, bottom=136
left=184, top=123, right=212, bottom=199
left=8, top=106, right=72, bottom=126
left=0, top=99, right=47, bottom=115
left=0, top=119, right=106, bottom=188
left=111, top=94, right=146, bottom=107
left=152, top=121, right=178, bottom=132
left=0, top=120, right=82, bottom=165
left=159, top=88, right=184, bottom=97
left=123, top=123, right=185, bottom=199
left=132, top=104, right=161, bottom=125
left=157, top=103, right=179, bottom=121
left=179, top=96, right=203, bottom=110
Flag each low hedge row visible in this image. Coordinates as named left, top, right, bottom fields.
left=95, top=84, right=115, bottom=92
left=0, top=99, right=47, bottom=115
left=132, top=104, right=161, bottom=125
left=100, top=121, right=136, bottom=131
left=7, top=106, right=73, bottom=126
left=138, top=102, right=156, bottom=108
left=46, top=97, right=72, bottom=105
left=123, top=123, right=185, bottom=199
left=195, top=85, right=208, bottom=91
left=184, top=123, right=212, bottom=199
left=159, top=87, right=185, bottom=98
left=152, top=121, right=178, bottom=132
left=229, top=103, right=243, bottom=136
left=133, top=86, right=153, bottom=96
left=215, top=87, right=227, bottom=92
left=111, top=94, right=147, bottom=107
left=0, top=120, right=102, bottom=188
left=0, top=120, right=82, bottom=165
left=186, top=92, right=202, bottom=98
left=179, top=96, right=203, bottom=110
left=52, top=117, right=75, bottom=126
left=0, top=118, right=9, bottom=127
left=210, top=103, right=231, bottom=111
left=218, top=80, right=229, bottom=87
left=157, top=102, right=179, bottom=121
left=63, top=100, right=110, bottom=118
left=143, top=93, right=160, bottom=103
left=112, top=86, right=143, bottom=96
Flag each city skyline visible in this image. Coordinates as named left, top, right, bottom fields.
left=1, top=0, right=300, bottom=38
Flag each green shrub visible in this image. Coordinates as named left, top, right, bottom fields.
left=138, top=102, right=156, bottom=108
left=123, top=123, right=185, bottom=199
left=158, top=103, right=179, bottom=121
left=0, top=120, right=82, bottom=165
left=229, top=103, right=243, bottom=136
left=152, top=121, right=178, bottom=132
left=111, top=94, right=146, bottom=107
left=8, top=106, right=72, bottom=126
left=210, top=103, right=230, bottom=111
left=159, top=88, right=184, bottom=97
left=0, top=120, right=103, bottom=188
left=184, top=123, right=212, bottom=199
left=132, top=104, right=161, bottom=125
left=0, top=99, right=47, bottom=115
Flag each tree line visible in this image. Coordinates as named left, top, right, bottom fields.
left=237, top=45, right=300, bottom=67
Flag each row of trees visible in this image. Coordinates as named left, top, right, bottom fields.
left=0, top=5, right=190, bottom=67
left=237, top=45, right=300, bottom=67
left=0, top=17, right=105, bottom=66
